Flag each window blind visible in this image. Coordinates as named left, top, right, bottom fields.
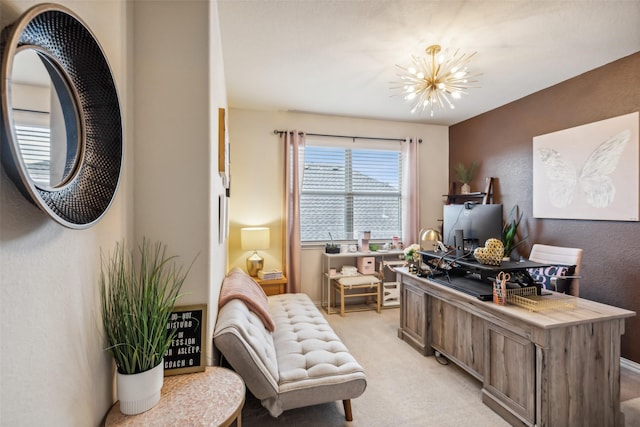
left=300, top=138, right=402, bottom=242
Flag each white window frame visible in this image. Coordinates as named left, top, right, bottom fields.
left=300, top=136, right=403, bottom=242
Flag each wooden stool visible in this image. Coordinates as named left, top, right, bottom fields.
left=333, top=275, right=381, bottom=316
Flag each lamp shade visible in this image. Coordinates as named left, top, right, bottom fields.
left=241, top=227, right=270, bottom=250
left=419, top=228, right=442, bottom=251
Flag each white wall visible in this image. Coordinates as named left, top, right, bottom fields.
left=227, top=108, right=449, bottom=302
left=0, top=0, right=227, bottom=425
left=0, top=1, right=132, bottom=425
left=132, top=0, right=228, bottom=365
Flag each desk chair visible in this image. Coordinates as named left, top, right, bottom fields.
left=528, top=244, right=583, bottom=296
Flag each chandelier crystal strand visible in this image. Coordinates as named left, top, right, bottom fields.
left=394, top=44, right=479, bottom=116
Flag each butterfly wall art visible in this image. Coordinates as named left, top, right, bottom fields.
left=532, top=112, right=639, bottom=221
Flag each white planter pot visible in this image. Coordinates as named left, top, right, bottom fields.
left=117, top=360, right=164, bottom=415
left=461, top=183, right=471, bottom=194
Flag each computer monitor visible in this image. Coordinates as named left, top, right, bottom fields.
left=442, top=203, right=503, bottom=256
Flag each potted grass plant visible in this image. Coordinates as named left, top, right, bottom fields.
left=100, top=239, right=192, bottom=415
left=453, top=161, right=478, bottom=194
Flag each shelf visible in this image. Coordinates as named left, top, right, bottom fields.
left=324, top=272, right=378, bottom=280
left=446, top=177, right=494, bottom=204
left=321, top=250, right=403, bottom=315
left=323, top=250, right=404, bottom=258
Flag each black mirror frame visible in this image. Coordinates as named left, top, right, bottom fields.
left=0, top=3, right=123, bottom=229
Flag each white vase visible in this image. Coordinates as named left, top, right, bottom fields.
left=117, top=360, right=164, bottom=415
left=461, top=183, right=471, bottom=194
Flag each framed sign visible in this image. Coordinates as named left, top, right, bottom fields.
left=164, top=304, right=207, bottom=376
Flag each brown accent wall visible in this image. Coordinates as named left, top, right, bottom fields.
left=450, top=52, right=640, bottom=362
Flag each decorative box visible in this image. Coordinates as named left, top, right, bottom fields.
left=357, top=257, right=375, bottom=274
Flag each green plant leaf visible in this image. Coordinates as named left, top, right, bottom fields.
left=100, top=239, right=195, bottom=375
left=501, top=204, right=527, bottom=257
left=453, top=161, right=479, bottom=184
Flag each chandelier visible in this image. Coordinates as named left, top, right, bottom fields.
left=394, top=44, right=479, bottom=116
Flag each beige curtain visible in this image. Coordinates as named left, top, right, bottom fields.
left=401, top=137, right=420, bottom=246
left=281, top=130, right=306, bottom=293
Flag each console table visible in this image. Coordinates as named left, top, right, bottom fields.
left=103, top=367, right=245, bottom=426
left=321, top=250, right=404, bottom=314
left=396, top=268, right=635, bottom=427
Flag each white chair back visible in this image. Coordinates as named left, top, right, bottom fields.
left=529, top=244, right=583, bottom=296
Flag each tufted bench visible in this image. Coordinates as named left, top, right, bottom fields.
left=214, top=289, right=367, bottom=420
left=333, top=275, right=381, bottom=316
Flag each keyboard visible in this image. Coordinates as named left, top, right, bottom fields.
left=429, top=275, right=494, bottom=301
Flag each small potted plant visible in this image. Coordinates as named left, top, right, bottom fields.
left=502, top=205, right=527, bottom=260
left=100, top=239, right=192, bottom=415
left=403, top=243, right=421, bottom=274
left=453, top=161, right=478, bottom=194
left=325, top=232, right=340, bottom=253
left=403, top=243, right=421, bottom=261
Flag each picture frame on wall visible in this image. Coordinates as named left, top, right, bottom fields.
left=218, top=108, right=230, bottom=189
left=532, top=112, right=639, bottom=221
left=218, top=194, right=228, bottom=244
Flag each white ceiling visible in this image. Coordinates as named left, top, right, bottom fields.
left=218, top=0, right=640, bottom=126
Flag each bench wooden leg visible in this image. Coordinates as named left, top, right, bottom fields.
left=343, top=399, right=353, bottom=421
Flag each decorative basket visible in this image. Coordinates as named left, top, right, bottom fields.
left=473, top=238, right=504, bottom=266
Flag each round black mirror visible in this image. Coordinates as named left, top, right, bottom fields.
left=0, top=3, right=122, bottom=229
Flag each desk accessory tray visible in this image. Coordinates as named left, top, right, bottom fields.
left=506, top=287, right=577, bottom=312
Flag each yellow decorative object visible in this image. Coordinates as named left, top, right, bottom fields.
left=474, top=238, right=504, bottom=266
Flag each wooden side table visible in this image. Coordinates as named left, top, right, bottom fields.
left=254, top=276, right=287, bottom=296
left=103, top=367, right=245, bottom=426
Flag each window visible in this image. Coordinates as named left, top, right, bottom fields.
left=15, top=123, right=51, bottom=185
left=300, top=139, right=402, bottom=242
left=13, top=109, right=52, bottom=186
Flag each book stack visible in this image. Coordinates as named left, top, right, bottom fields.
left=258, top=270, right=283, bottom=280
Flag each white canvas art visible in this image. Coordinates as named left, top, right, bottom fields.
left=532, top=112, right=639, bottom=221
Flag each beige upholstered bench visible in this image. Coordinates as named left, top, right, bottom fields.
left=333, top=275, right=381, bottom=317
left=214, top=269, right=367, bottom=420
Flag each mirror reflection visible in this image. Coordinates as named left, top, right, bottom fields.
left=10, top=48, right=79, bottom=188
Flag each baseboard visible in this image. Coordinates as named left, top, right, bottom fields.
left=621, top=357, right=640, bottom=375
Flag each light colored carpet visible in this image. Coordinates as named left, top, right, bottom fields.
left=622, top=397, right=640, bottom=427
left=241, top=307, right=509, bottom=426
left=241, top=307, right=638, bottom=426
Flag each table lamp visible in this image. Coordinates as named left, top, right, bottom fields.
left=419, top=228, right=442, bottom=251
left=241, top=227, right=270, bottom=276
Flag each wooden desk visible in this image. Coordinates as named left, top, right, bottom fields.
left=396, top=268, right=635, bottom=427
left=255, top=276, right=287, bottom=296
left=104, top=367, right=245, bottom=426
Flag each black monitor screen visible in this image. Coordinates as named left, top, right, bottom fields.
left=442, top=203, right=503, bottom=252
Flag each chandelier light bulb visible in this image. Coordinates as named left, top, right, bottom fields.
left=392, top=44, right=480, bottom=116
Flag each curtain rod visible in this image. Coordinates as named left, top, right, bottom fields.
left=273, top=130, right=421, bottom=143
